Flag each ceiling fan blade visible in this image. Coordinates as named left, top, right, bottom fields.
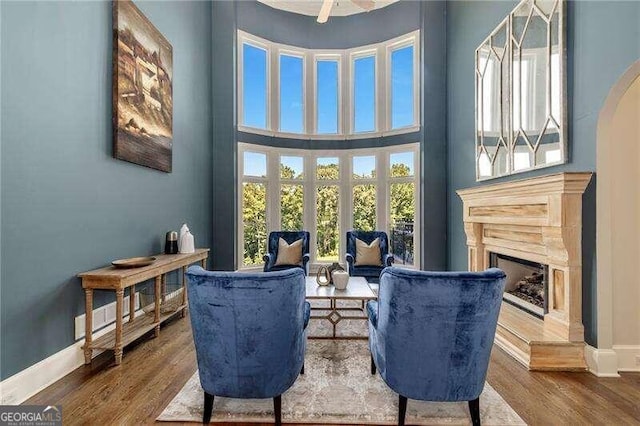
left=351, top=0, right=376, bottom=11
left=317, top=0, right=334, bottom=23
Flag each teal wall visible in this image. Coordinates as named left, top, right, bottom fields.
left=446, top=0, right=640, bottom=346
left=0, top=1, right=213, bottom=380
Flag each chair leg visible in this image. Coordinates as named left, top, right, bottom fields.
left=468, top=397, right=480, bottom=426
left=274, top=395, right=282, bottom=426
left=398, top=395, right=407, bottom=426
left=203, top=392, right=214, bottom=424
left=370, top=354, right=376, bottom=375
left=301, top=363, right=305, bottom=375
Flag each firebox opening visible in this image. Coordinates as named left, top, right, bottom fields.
left=489, top=252, right=548, bottom=318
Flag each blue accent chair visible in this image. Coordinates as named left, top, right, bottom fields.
left=186, top=267, right=311, bottom=425
left=367, top=267, right=506, bottom=426
left=263, top=231, right=311, bottom=275
left=345, top=231, right=394, bottom=282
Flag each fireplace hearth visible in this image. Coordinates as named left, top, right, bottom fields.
left=490, top=253, right=548, bottom=318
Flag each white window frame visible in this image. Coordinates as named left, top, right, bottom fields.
left=237, top=30, right=420, bottom=140
left=238, top=142, right=420, bottom=271
left=277, top=48, right=307, bottom=135
left=312, top=53, right=343, bottom=136
left=237, top=33, right=271, bottom=135
left=386, top=32, right=421, bottom=134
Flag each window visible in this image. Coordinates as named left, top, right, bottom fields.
left=388, top=151, right=416, bottom=265
left=390, top=45, right=414, bottom=129
left=241, top=151, right=267, bottom=266
left=238, top=143, right=420, bottom=270
left=316, top=59, right=339, bottom=134
left=353, top=55, right=376, bottom=133
left=238, top=30, right=419, bottom=138
left=279, top=54, right=304, bottom=133
left=242, top=43, right=268, bottom=129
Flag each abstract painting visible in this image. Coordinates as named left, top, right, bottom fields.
left=113, top=0, right=173, bottom=172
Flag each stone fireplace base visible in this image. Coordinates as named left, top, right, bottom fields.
left=457, top=173, right=592, bottom=370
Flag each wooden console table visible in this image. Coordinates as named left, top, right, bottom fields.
left=78, top=248, right=209, bottom=365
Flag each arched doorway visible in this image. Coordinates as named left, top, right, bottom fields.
left=595, top=60, right=640, bottom=375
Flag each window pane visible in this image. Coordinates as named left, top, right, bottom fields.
left=242, top=182, right=267, bottom=266
left=390, top=152, right=414, bottom=177
left=280, top=54, right=304, bottom=133
left=280, top=156, right=304, bottom=179
left=389, top=182, right=415, bottom=265
left=391, top=45, right=414, bottom=128
left=316, top=185, right=340, bottom=261
left=243, top=151, right=267, bottom=177
left=281, top=184, right=303, bottom=231
left=353, top=155, right=376, bottom=179
left=317, top=157, right=339, bottom=180
left=353, top=55, right=376, bottom=132
left=243, top=44, right=267, bottom=129
left=353, top=184, right=376, bottom=231
left=316, top=60, right=339, bottom=134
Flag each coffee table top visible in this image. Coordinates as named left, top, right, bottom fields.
left=305, top=276, right=376, bottom=300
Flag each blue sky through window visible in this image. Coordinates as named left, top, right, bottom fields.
left=244, top=152, right=267, bottom=177
left=281, top=156, right=304, bottom=179
left=391, top=46, right=414, bottom=129
left=354, top=56, right=376, bottom=132
left=353, top=155, right=376, bottom=178
left=280, top=55, right=304, bottom=133
left=243, top=44, right=267, bottom=129
left=317, top=60, right=339, bottom=134
left=390, top=151, right=414, bottom=176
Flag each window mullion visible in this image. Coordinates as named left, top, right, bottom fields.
left=378, top=152, right=389, bottom=234
left=268, top=151, right=279, bottom=233
left=270, top=48, right=278, bottom=133
left=377, top=44, right=387, bottom=133
left=306, top=51, right=315, bottom=135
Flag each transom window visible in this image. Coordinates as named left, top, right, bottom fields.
left=238, top=30, right=420, bottom=139
left=238, top=143, right=420, bottom=270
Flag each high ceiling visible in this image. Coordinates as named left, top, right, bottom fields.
left=257, top=0, right=399, bottom=18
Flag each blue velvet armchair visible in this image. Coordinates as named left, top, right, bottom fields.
left=345, top=231, right=394, bottom=282
left=367, top=267, right=506, bottom=426
left=263, top=231, right=310, bottom=275
left=186, top=267, right=311, bottom=425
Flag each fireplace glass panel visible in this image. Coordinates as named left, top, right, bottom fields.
left=490, top=252, right=548, bottom=318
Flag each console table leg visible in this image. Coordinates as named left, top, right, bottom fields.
left=181, top=266, right=187, bottom=318
left=83, top=289, right=93, bottom=364
left=115, top=288, right=124, bottom=365
left=129, top=285, right=136, bottom=322
left=154, top=276, right=161, bottom=337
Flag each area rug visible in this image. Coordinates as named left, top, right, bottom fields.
left=157, top=336, right=525, bottom=424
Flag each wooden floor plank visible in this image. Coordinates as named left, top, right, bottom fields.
left=25, top=314, right=640, bottom=425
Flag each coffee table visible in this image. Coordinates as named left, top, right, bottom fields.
left=305, top=276, right=377, bottom=340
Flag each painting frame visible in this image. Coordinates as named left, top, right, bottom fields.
left=113, top=0, right=173, bottom=173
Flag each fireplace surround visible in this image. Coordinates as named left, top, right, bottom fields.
left=458, top=172, right=592, bottom=370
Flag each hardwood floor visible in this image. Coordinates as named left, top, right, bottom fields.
left=26, top=314, right=640, bottom=425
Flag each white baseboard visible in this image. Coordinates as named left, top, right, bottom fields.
left=584, top=345, right=620, bottom=377
left=0, top=319, right=122, bottom=405
left=612, top=345, right=640, bottom=372
left=1, top=288, right=183, bottom=405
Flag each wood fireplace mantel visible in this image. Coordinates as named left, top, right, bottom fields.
left=457, top=172, right=593, bottom=370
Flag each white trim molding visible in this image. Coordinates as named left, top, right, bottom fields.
left=584, top=345, right=620, bottom=377
left=612, top=345, right=640, bottom=372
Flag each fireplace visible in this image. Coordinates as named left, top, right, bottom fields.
left=457, top=173, right=592, bottom=370
left=490, top=253, right=548, bottom=318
